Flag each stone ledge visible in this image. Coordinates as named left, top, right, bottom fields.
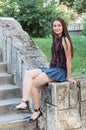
left=39, top=77, right=86, bottom=130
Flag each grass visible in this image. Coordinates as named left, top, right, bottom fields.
left=33, top=35, right=86, bottom=76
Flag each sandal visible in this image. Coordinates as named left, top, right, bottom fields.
left=27, top=107, right=42, bottom=123
left=10, top=101, right=29, bottom=111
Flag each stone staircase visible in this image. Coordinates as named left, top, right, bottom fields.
left=0, top=53, right=37, bottom=130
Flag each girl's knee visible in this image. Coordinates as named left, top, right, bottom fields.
left=24, top=70, right=32, bottom=77
left=24, top=69, right=41, bottom=79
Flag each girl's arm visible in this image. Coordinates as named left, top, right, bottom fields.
left=62, top=37, right=76, bottom=86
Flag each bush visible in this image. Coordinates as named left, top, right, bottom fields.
left=16, top=0, right=58, bottom=37
left=0, top=0, right=57, bottom=37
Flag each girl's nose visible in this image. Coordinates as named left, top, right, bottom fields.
left=55, top=26, right=59, bottom=29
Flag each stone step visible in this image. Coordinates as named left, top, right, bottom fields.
left=0, top=113, right=36, bottom=130
left=0, top=62, right=7, bottom=72
left=0, top=113, right=30, bottom=123
left=0, top=73, right=12, bottom=84
left=0, top=84, right=21, bottom=100
left=82, top=119, right=86, bottom=130
left=0, top=98, right=30, bottom=115
left=0, top=56, right=37, bottom=130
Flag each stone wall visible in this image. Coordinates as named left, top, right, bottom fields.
left=0, top=17, right=86, bottom=130
left=0, top=17, right=49, bottom=87
left=34, top=77, right=85, bottom=130
left=38, top=76, right=86, bottom=130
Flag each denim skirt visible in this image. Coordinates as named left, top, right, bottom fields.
left=40, top=67, right=67, bottom=82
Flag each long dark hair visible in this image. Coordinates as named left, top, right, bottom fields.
left=51, top=17, right=73, bottom=58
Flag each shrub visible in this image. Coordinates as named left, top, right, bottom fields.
left=0, top=0, right=57, bottom=37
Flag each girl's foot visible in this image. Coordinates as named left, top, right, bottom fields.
left=27, top=107, right=42, bottom=123
left=10, top=101, right=29, bottom=110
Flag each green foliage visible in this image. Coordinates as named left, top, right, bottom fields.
left=0, top=0, right=57, bottom=37
left=82, top=16, right=86, bottom=36
left=33, top=37, right=52, bottom=61
left=0, top=0, right=18, bottom=17
left=72, top=35, right=86, bottom=75
left=73, top=0, right=86, bottom=14
left=60, top=0, right=75, bottom=8
left=56, top=3, right=78, bottom=24
left=60, top=0, right=86, bottom=14
left=18, top=0, right=57, bottom=37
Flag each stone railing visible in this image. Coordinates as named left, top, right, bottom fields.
left=0, top=17, right=48, bottom=88
left=0, top=17, right=86, bottom=130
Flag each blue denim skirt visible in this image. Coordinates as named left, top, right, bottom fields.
left=40, top=67, right=67, bottom=82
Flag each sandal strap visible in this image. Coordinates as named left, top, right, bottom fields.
left=22, top=100, right=29, bottom=106
left=34, top=107, right=40, bottom=112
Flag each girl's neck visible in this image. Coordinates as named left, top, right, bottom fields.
left=57, top=33, right=62, bottom=38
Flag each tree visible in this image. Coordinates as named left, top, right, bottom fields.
left=73, top=0, right=86, bottom=14
left=60, top=0, right=86, bottom=14
left=59, top=0, right=75, bottom=8
left=0, top=0, right=57, bottom=37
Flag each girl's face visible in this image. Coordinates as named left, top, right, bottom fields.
left=52, top=20, right=63, bottom=37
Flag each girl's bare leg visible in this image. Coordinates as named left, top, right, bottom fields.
left=30, top=72, right=53, bottom=119
left=15, top=69, right=42, bottom=108
left=15, top=69, right=53, bottom=120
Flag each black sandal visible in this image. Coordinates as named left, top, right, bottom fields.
left=10, top=101, right=29, bottom=111
left=27, top=107, right=42, bottom=123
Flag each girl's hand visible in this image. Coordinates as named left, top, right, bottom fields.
left=67, top=78, right=77, bottom=87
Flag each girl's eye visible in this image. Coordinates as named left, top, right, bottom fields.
left=58, top=24, right=61, bottom=27
left=53, top=25, right=57, bottom=27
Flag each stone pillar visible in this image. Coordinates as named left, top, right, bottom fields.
left=39, top=82, right=82, bottom=130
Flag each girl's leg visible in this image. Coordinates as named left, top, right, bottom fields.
left=15, top=69, right=42, bottom=109
left=31, top=72, right=53, bottom=108
left=30, top=72, right=53, bottom=120
left=31, top=87, right=40, bottom=110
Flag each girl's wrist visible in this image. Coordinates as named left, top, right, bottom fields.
left=66, top=77, right=70, bottom=81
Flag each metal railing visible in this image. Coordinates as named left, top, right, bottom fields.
left=68, top=23, right=83, bottom=31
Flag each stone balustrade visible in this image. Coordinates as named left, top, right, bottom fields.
left=0, top=17, right=86, bottom=130
left=0, top=17, right=48, bottom=88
